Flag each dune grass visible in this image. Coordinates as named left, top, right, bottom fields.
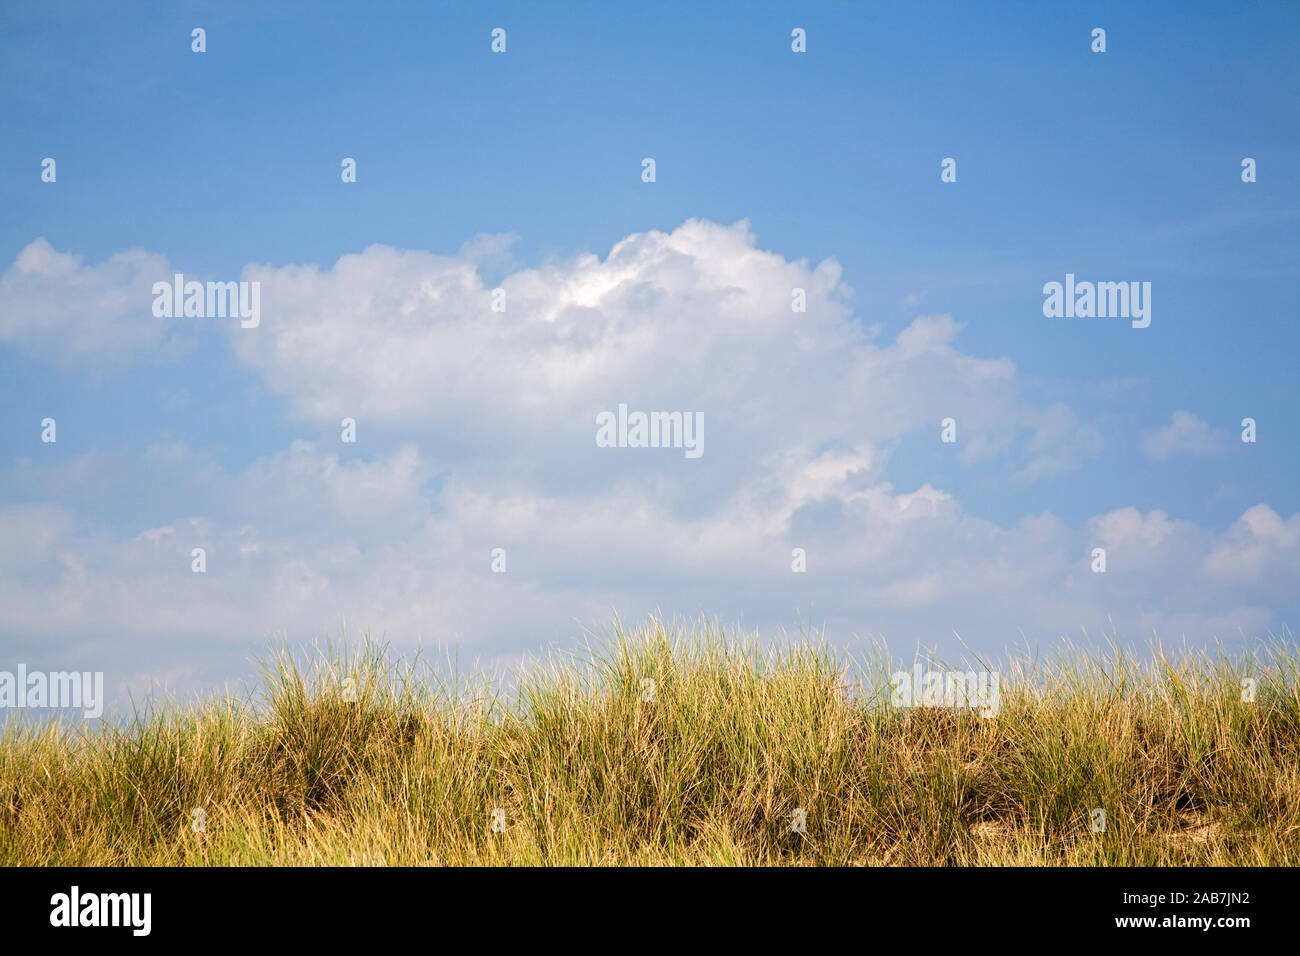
left=2, top=617, right=1298, bottom=866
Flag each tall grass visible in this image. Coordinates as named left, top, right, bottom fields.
left=2, top=618, right=1297, bottom=865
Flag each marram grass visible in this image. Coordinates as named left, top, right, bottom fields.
left=2, top=618, right=1298, bottom=866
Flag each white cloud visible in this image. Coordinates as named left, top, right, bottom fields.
left=1, top=221, right=1293, bottom=706
left=1143, top=410, right=1229, bottom=459
left=1012, top=404, right=1104, bottom=483
left=0, top=238, right=191, bottom=367
left=2, top=437, right=1295, bottom=709
left=230, top=221, right=1018, bottom=479
left=1204, top=505, right=1300, bottom=582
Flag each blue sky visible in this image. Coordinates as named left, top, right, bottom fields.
left=1, top=0, right=1297, bottom=707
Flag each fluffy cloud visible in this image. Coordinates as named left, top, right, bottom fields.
left=1204, top=505, right=1300, bottom=583
left=2, top=436, right=1295, bottom=707
left=231, top=221, right=1020, bottom=482
left=1143, top=410, right=1230, bottom=459
left=0, top=238, right=190, bottom=368
left=0, top=221, right=1295, bottom=706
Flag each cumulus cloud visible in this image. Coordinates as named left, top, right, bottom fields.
left=1143, top=410, right=1230, bottom=459
left=231, top=221, right=1018, bottom=478
left=2, top=437, right=1295, bottom=707
left=1204, top=505, right=1300, bottom=583
left=0, top=221, right=1294, bottom=706
left=0, top=238, right=191, bottom=368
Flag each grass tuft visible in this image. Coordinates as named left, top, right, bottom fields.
left=2, top=618, right=1298, bottom=865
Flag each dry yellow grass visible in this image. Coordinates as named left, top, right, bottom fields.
left=2, top=617, right=1297, bottom=866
